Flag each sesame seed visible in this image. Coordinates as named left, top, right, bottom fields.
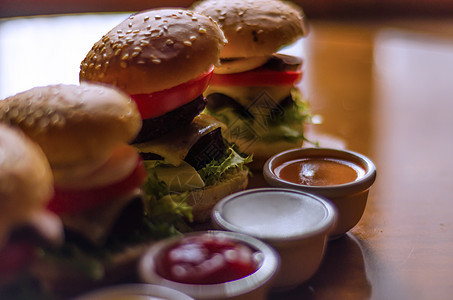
left=50, top=113, right=63, bottom=126
left=199, top=27, right=207, bottom=34
left=126, top=29, right=132, bottom=34
left=121, top=54, right=129, bottom=60
left=184, top=41, right=192, bottom=46
left=144, top=32, right=152, bottom=36
left=192, top=16, right=198, bottom=21
left=131, top=51, right=140, bottom=58
left=152, top=58, right=161, bottom=64
left=95, top=64, right=102, bottom=70
left=34, top=109, right=44, bottom=118
left=133, top=29, right=140, bottom=34
left=155, top=15, right=161, bottom=20
left=129, top=15, right=135, bottom=19
left=24, top=116, right=34, bottom=127
left=114, top=49, right=122, bottom=56
left=189, top=35, right=197, bottom=41
left=117, top=29, right=123, bottom=33
left=146, top=24, right=152, bottom=30
left=128, top=22, right=133, bottom=27
left=144, top=16, right=149, bottom=21
left=166, top=39, right=174, bottom=45
left=38, top=117, right=50, bottom=129
left=8, top=108, right=18, bottom=118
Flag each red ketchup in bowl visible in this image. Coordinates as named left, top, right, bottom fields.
left=156, top=234, right=258, bottom=284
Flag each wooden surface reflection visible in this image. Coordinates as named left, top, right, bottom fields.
left=1, top=15, right=453, bottom=300
left=252, top=19, right=453, bottom=299
left=280, top=19, right=453, bottom=300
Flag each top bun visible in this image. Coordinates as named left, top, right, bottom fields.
left=80, top=9, right=226, bottom=95
left=0, top=124, right=53, bottom=245
left=193, top=0, right=308, bottom=58
left=0, top=83, right=141, bottom=169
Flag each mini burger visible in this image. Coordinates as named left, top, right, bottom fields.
left=193, top=0, right=312, bottom=169
left=0, top=83, right=180, bottom=297
left=0, top=124, right=62, bottom=297
left=80, top=9, right=251, bottom=223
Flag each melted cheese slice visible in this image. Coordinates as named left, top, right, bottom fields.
left=153, top=161, right=205, bottom=192
left=133, top=114, right=226, bottom=167
left=215, top=56, right=271, bottom=74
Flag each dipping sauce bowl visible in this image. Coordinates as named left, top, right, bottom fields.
left=139, top=230, right=279, bottom=300
left=212, top=188, right=336, bottom=289
left=75, top=283, right=194, bottom=300
left=263, top=147, right=377, bottom=238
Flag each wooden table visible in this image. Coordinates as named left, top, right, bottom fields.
left=1, top=14, right=453, bottom=300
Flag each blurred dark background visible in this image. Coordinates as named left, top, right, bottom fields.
left=1, top=0, right=453, bottom=19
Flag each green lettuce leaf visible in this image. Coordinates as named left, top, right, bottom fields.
left=198, top=146, right=252, bottom=186
left=207, top=88, right=312, bottom=144
left=142, top=164, right=193, bottom=223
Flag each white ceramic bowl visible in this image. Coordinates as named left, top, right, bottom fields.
left=74, top=283, right=194, bottom=300
left=139, top=230, right=279, bottom=300
left=212, top=188, right=336, bottom=289
left=263, top=148, right=377, bottom=238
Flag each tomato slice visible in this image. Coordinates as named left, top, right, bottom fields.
left=47, top=158, right=147, bottom=215
left=131, top=67, right=214, bottom=120
left=209, top=68, right=302, bottom=86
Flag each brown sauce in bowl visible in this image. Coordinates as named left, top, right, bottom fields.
left=274, top=158, right=365, bottom=186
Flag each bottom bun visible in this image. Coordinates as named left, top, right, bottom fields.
left=31, top=241, right=154, bottom=299
left=236, top=138, right=304, bottom=171
left=187, top=170, right=249, bottom=223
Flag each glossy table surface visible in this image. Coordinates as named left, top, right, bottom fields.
left=1, top=13, right=453, bottom=300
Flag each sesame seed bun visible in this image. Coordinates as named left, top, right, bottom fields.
left=0, top=83, right=141, bottom=170
left=0, top=124, right=54, bottom=245
left=193, top=0, right=308, bottom=58
left=80, top=9, right=226, bottom=95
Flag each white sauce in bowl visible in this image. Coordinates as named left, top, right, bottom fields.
left=213, top=188, right=336, bottom=241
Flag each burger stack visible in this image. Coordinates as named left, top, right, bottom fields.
left=79, top=9, right=252, bottom=223
left=193, top=0, right=312, bottom=170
